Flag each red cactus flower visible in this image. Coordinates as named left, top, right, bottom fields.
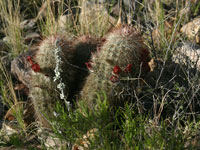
left=27, top=56, right=31, bottom=61
left=113, top=66, right=122, bottom=74
left=85, top=62, right=92, bottom=70
left=124, top=64, right=132, bottom=73
left=110, top=75, right=119, bottom=83
left=27, top=56, right=33, bottom=65
left=31, top=63, right=40, bottom=72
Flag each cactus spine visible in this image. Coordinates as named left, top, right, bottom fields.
left=80, top=26, right=151, bottom=110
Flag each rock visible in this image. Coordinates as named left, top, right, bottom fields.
left=0, top=122, right=18, bottom=138
left=20, top=19, right=36, bottom=30
left=37, top=128, right=68, bottom=150
left=11, top=49, right=38, bottom=88
left=24, top=32, right=41, bottom=44
left=0, top=121, right=20, bottom=147
left=72, top=128, right=98, bottom=150
left=2, top=37, right=11, bottom=43
left=172, top=41, right=200, bottom=71
left=181, top=17, right=200, bottom=43
left=0, top=121, right=40, bottom=149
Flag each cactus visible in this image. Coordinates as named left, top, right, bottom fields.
left=28, top=35, right=77, bottom=128
left=12, top=33, right=103, bottom=128
left=28, top=35, right=100, bottom=128
left=35, top=35, right=75, bottom=72
left=33, top=35, right=79, bottom=96
left=29, top=74, right=58, bottom=128
left=80, top=25, right=151, bottom=110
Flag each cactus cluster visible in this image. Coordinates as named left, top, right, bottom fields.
left=80, top=25, right=151, bottom=110
left=22, top=34, right=99, bottom=128
left=12, top=25, right=150, bottom=128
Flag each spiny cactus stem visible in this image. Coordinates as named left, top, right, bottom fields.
left=53, top=38, right=70, bottom=111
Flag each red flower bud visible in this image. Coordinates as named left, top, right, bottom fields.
left=27, top=56, right=31, bottom=61
left=124, top=64, right=132, bottom=73
left=85, top=62, right=92, bottom=70
left=110, top=75, right=119, bottom=83
left=27, top=56, right=33, bottom=65
left=113, top=66, right=122, bottom=74
left=31, top=63, right=40, bottom=72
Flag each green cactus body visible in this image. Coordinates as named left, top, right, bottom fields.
left=30, top=86, right=58, bottom=128
left=12, top=33, right=103, bottom=128
left=34, top=35, right=77, bottom=95
left=35, top=35, right=75, bottom=73
left=81, top=26, right=150, bottom=109
left=30, top=35, right=77, bottom=128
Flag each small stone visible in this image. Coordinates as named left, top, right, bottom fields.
left=72, top=128, right=98, bottom=150
left=11, top=49, right=37, bottom=88
left=24, top=32, right=41, bottom=44
left=172, top=41, right=200, bottom=71
left=181, top=17, right=200, bottom=43
left=20, top=19, right=36, bottom=30
left=37, top=128, right=68, bottom=150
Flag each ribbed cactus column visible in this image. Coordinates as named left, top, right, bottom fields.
left=34, top=35, right=76, bottom=83
left=29, top=74, right=58, bottom=128
left=80, top=25, right=151, bottom=110
left=11, top=33, right=101, bottom=128
left=29, top=35, right=76, bottom=128
left=28, top=34, right=100, bottom=128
